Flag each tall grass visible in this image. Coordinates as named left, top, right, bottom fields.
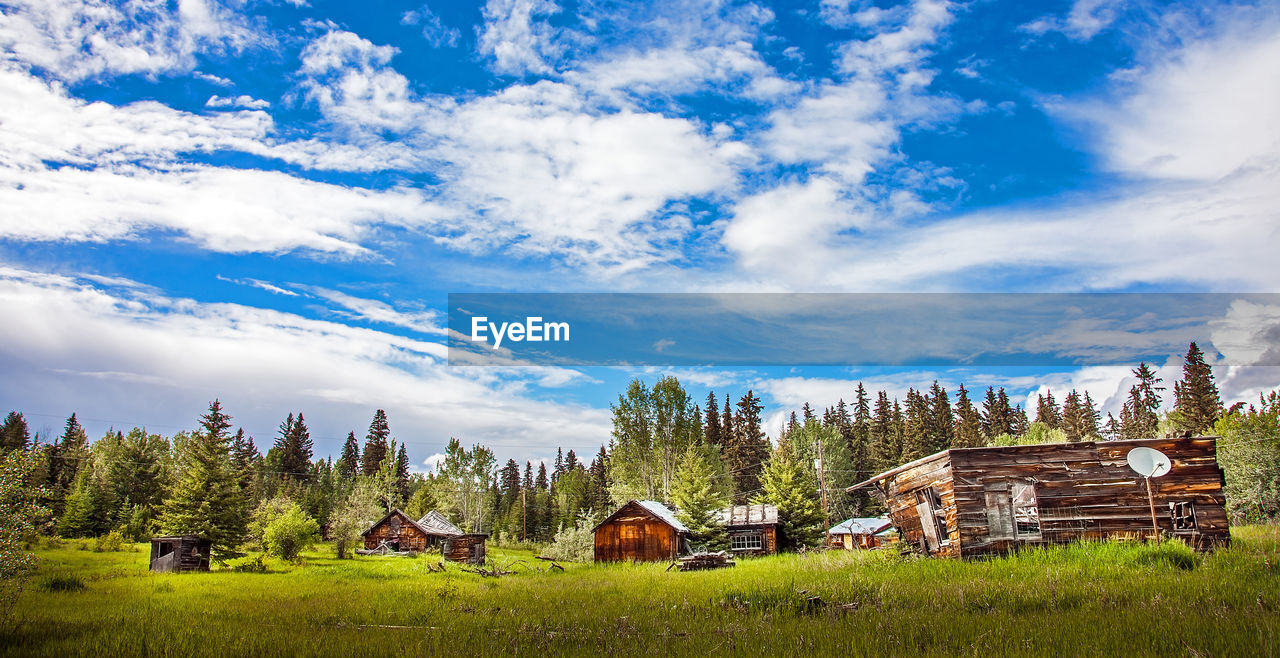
left=4, top=527, right=1279, bottom=656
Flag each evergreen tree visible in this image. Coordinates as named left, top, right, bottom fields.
left=704, top=392, right=722, bottom=447
left=361, top=410, right=390, bottom=476
left=275, top=413, right=313, bottom=483
left=159, top=400, right=248, bottom=559
left=50, top=413, right=90, bottom=513
left=755, top=436, right=823, bottom=550
left=901, top=388, right=931, bottom=461
left=564, top=449, right=580, bottom=472
left=869, top=391, right=897, bottom=473
left=726, top=390, right=768, bottom=503
left=927, top=381, right=954, bottom=453
left=953, top=384, right=983, bottom=448
left=1061, top=390, right=1086, bottom=442
left=669, top=444, right=729, bottom=551
left=1121, top=363, right=1163, bottom=439
left=394, top=442, right=410, bottom=503
left=1174, top=342, right=1222, bottom=435
left=587, top=447, right=610, bottom=513
left=337, top=431, right=360, bottom=481
left=1035, top=391, right=1062, bottom=429
left=0, top=412, right=30, bottom=452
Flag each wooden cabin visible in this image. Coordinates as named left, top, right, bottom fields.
left=593, top=500, right=689, bottom=562
left=848, top=437, right=1230, bottom=558
left=827, top=517, right=893, bottom=550
left=716, top=504, right=779, bottom=556
left=361, top=508, right=487, bottom=562
left=149, top=535, right=211, bottom=572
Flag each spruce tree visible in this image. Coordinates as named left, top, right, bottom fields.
left=361, top=410, right=390, bottom=476
left=159, top=400, right=248, bottom=559
left=901, top=388, right=931, bottom=461
left=927, top=381, right=954, bottom=452
left=669, top=445, right=729, bottom=551
left=727, top=391, right=768, bottom=503
left=703, top=393, right=722, bottom=447
left=1174, top=342, right=1222, bottom=435
left=1035, top=391, right=1062, bottom=429
left=337, top=431, right=360, bottom=481
left=953, top=384, right=984, bottom=448
left=1121, top=363, right=1163, bottom=439
left=1061, top=390, right=1086, bottom=442
left=755, top=436, right=823, bottom=550
left=394, top=443, right=410, bottom=503
left=0, top=412, right=30, bottom=452
left=869, top=391, right=897, bottom=472
left=275, top=413, right=313, bottom=483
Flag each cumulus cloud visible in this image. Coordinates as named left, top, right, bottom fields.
left=1020, top=0, right=1120, bottom=42
left=477, top=0, right=561, bottom=76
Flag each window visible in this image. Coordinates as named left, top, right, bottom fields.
left=1170, top=502, right=1197, bottom=531
left=1012, top=483, right=1041, bottom=538
left=731, top=531, right=763, bottom=551
left=914, top=487, right=950, bottom=549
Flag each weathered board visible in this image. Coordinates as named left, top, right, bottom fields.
left=149, top=536, right=211, bottom=572
left=362, top=509, right=445, bottom=553
left=852, top=437, right=1230, bottom=558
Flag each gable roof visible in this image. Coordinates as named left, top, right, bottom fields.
left=828, top=517, right=893, bottom=535
left=592, top=499, right=689, bottom=534
left=418, top=510, right=463, bottom=536
left=360, top=508, right=433, bottom=538
left=715, top=504, right=778, bottom=526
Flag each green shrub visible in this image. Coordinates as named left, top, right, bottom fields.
left=263, top=504, right=319, bottom=563
left=227, top=555, right=268, bottom=573
left=39, top=573, right=85, bottom=592
left=93, top=530, right=127, bottom=553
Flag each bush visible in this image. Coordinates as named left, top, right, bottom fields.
left=39, top=573, right=85, bottom=592
left=540, top=511, right=599, bottom=562
left=227, top=555, right=268, bottom=573
left=264, top=504, right=319, bottom=563
left=93, top=530, right=127, bottom=553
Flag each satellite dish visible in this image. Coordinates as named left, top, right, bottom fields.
left=1126, top=447, right=1172, bottom=478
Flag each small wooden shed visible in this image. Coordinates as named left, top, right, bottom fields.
left=149, top=535, right=211, bottom=572
left=361, top=508, right=487, bottom=563
left=827, top=517, right=893, bottom=550
left=716, top=504, right=779, bottom=556
left=593, top=500, right=689, bottom=562
left=848, top=436, right=1230, bottom=558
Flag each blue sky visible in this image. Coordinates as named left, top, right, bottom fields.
left=1, top=0, right=1278, bottom=468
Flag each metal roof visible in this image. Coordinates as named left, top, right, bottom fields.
left=418, top=510, right=463, bottom=536
left=636, top=500, right=690, bottom=533
left=714, top=503, right=778, bottom=526
left=828, top=517, right=893, bottom=535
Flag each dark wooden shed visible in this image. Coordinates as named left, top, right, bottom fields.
left=361, top=508, right=487, bottom=563
left=848, top=436, right=1230, bottom=558
left=593, top=500, right=689, bottom=562
left=149, top=535, right=211, bottom=572
left=716, top=504, right=779, bottom=556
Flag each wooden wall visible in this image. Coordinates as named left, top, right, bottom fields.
left=594, top=502, right=683, bottom=562
left=876, top=453, right=960, bottom=557
left=149, top=536, right=211, bottom=572
left=363, top=510, right=437, bottom=552
left=444, top=534, right=488, bottom=564
left=726, top=525, right=778, bottom=556
left=949, top=437, right=1229, bottom=557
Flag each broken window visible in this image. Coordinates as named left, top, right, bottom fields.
left=913, top=487, right=950, bottom=550
left=1012, top=483, right=1041, bottom=538
left=1169, top=502, right=1197, bottom=531
left=731, top=531, right=763, bottom=551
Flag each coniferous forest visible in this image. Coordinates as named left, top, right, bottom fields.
left=2, top=342, right=1278, bottom=563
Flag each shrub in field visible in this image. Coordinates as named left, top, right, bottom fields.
left=227, top=555, right=268, bottom=573
left=39, top=573, right=85, bottom=592
left=93, top=530, right=127, bottom=552
left=264, top=504, right=319, bottom=562
left=541, top=510, right=599, bottom=562
left=1, top=448, right=49, bottom=583
left=329, top=479, right=384, bottom=559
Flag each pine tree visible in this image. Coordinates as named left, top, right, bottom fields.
left=901, top=388, right=931, bottom=461
left=1036, top=391, right=1062, bottom=429
left=588, top=446, right=610, bottom=513
left=927, top=381, right=954, bottom=453
left=0, top=412, right=30, bottom=452
left=50, top=413, right=89, bottom=513
left=275, top=413, right=313, bottom=483
left=953, top=384, right=984, bottom=448
left=1061, top=390, right=1086, bottom=442
left=1121, top=363, right=1163, bottom=439
left=361, top=410, right=391, bottom=476
left=669, top=445, right=729, bottom=551
left=703, top=393, right=722, bottom=447
left=727, top=391, right=768, bottom=503
left=337, top=431, right=360, bottom=481
left=869, top=391, right=897, bottom=473
left=394, top=443, right=410, bottom=503
left=755, top=436, right=823, bottom=550
left=1174, top=342, right=1222, bottom=435
left=159, top=400, right=248, bottom=559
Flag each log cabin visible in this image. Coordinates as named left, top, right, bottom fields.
left=847, top=437, right=1230, bottom=558
left=361, top=508, right=488, bottom=563
left=593, top=500, right=689, bottom=562
left=149, top=535, right=211, bottom=572
left=716, top=503, right=779, bottom=556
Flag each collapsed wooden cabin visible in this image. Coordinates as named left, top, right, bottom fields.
left=826, top=517, right=893, bottom=550
left=848, top=437, right=1230, bottom=558
left=716, top=503, right=779, bottom=556
left=149, top=535, right=211, bottom=572
left=593, top=500, right=689, bottom=562
left=361, top=508, right=487, bottom=563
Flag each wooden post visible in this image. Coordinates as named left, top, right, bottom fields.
left=1144, top=476, right=1160, bottom=541
left=817, top=438, right=831, bottom=546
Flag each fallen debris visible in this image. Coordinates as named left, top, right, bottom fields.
left=675, top=551, right=735, bottom=571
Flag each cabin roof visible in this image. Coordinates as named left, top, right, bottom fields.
left=846, top=436, right=1220, bottom=492
left=828, top=517, right=893, bottom=535
left=360, top=508, right=435, bottom=538
left=593, top=499, right=690, bottom=534
left=715, top=503, right=778, bottom=526
left=418, top=510, right=463, bottom=536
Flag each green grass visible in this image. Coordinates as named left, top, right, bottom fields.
left=4, top=528, right=1280, bottom=656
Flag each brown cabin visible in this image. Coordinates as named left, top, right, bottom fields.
left=593, top=500, right=689, bottom=562
left=361, top=508, right=488, bottom=563
left=826, top=517, right=893, bottom=550
left=848, top=437, right=1230, bottom=558
left=149, top=535, right=211, bottom=572
left=716, top=504, right=779, bottom=556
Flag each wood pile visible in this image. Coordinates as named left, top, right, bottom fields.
left=672, top=551, right=735, bottom=571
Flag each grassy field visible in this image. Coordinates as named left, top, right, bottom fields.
left=4, top=527, right=1280, bottom=657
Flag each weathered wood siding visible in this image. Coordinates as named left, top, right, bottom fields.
left=363, top=510, right=436, bottom=551
left=594, top=501, right=683, bottom=562
left=443, top=534, right=488, bottom=564
left=726, top=525, right=778, bottom=556
left=950, top=437, right=1229, bottom=557
left=149, top=536, right=211, bottom=572
left=874, top=452, right=959, bottom=557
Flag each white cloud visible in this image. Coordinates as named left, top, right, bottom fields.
left=0, top=266, right=611, bottom=462
left=477, top=0, right=561, bottom=76
left=0, top=0, right=265, bottom=82
left=1020, top=0, right=1119, bottom=42
left=206, top=94, right=269, bottom=110
left=308, top=287, right=446, bottom=335
left=299, top=30, right=426, bottom=135
left=401, top=5, right=462, bottom=49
